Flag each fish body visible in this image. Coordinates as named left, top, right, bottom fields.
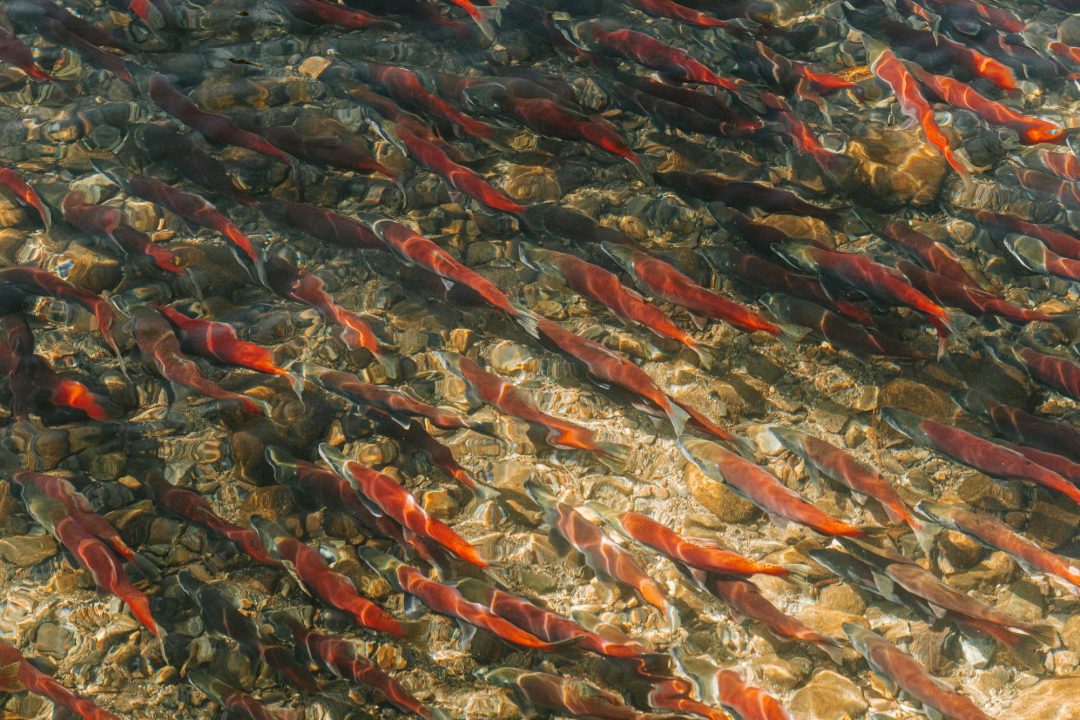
left=319, top=443, right=487, bottom=568
left=187, top=668, right=283, bottom=720
left=985, top=336, right=1080, bottom=401
left=155, top=306, right=288, bottom=377
left=526, top=481, right=670, bottom=614
left=657, top=170, right=836, bottom=219
left=883, top=407, right=1080, bottom=504
left=908, top=63, right=1064, bottom=144
left=614, top=510, right=791, bottom=576
left=144, top=471, right=275, bottom=565
left=713, top=669, right=792, bottom=720
left=264, top=257, right=384, bottom=356
left=767, top=427, right=918, bottom=528
left=250, top=516, right=408, bottom=636
left=0, top=28, right=55, bottom=81
left=603, top=242, right=780, bottom=336
left=966, top=210, right=1080, bottom=261
left=279, top=0, right=386, bottom=28
left=916, top=500, right=1080, bottom=590
left=44, top=19, right=132, bottom=84
left=1014, top=167, right=1080, bottom=210
left=680, top=437, right=865, bottom=537
left=133, top=307, right=266, bottom=415
left=897, top=260, right=1053, bottom=325
left=0, top=639, right=121, bottom=720
left=272, top=199, right=383, bottom=249
left=1005, top=233, right=1080, bottom=282
left=953, top=389, right=1080, bottom=463
left=0, top=267, right=122, bottom=362
left=624, top=0, right=733, bottom=27
left=62, top=191, right=184, bottom=274
left=866, top=39, right=968, bottom=175
left=876, top=18, right=1015, bottom=89
left=0, top=166, right=51, bottom=228
left=359, top=62, right=492, bottom=139
left=844, top=624, right=996, bottom=720
left=863, top=211, right=981, bottom=287
left=139, top=122, right=257, bottom=206
left=479, top=667, right=650, bottom=720
left=176, top=572, right=319, bottom=693
left=278, top=616, right=439, bottom=718
left=148, top=74, right=295, bottom=166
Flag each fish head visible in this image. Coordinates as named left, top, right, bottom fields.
left=981, top=335, right=1024, bottom=369
left=912, top=499, right=957, bottom=528
left=771, top=241, right=819, bottom=273
left=842, top=622, right=877, bottom=655
left=473, top=666, right=527, bottom=688
left=264, top=446, right=300, bottom=486
left=175, top=570, right=206, bottom=601
left=696, top=245, right=740, bottom=273
left=757, top=293, right=794, bottom=323
left=880, top=407, right=933, bottom=446
left=461, top=81, right=510, bottom=113
left=1003, top=234, right=1050, bottom=274
left=808, top=548, right=866, bottom=584
left=763, top=425, right=804, bottom=455
left=186, top=666, right=229, bottom=702
left=432, top=350, right=462, bottom=376
left=354, top=545, right=405, bottom=587
left=1021, top=123, right=1066, bottom=145
left=600, top=241, right=643, bottom=277
left=950, top=388, right=993, bottom=419
left=264, top=608, right=307, bottom=640
left=516, top=243, right=557, bottom=275
left=581, top=500, right=624, bottom=530
left=522, top=477, right=559, bottom=511
left=317, top=443, right=354, bottom=484
left=249, top=514, right=288, bottom=549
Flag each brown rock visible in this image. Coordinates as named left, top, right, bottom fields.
left=878, top=378, right=954, bottom=423
left=684, top=461, right=760, bottom=524
left=790, top=669, right=869, bottom=720
left=938, top=530, right=984, bottom=570
left=0, top=535, right=57, bottom=566
left=1004, top=677, right=1080, bottom=720
left=845, top=125, right=947, bottom=207
left=1026, top=500, right=1079, bottom=547
left=819, top=583, right=866, bottom=615
left=956, top=473, right=1023, bottom=512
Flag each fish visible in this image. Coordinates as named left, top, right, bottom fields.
left=700, top=246, right=875, bottom=326
left=154, top=305, right=291, bottom=379
left=897, top=260, right=1056, bottom=325
left=128, top=0, right=165, bottom=29
left=773, top=241, right=953, bottom=355
left=319, top=443, right=487, bottom=568
left=62, top=191, right=185, bottom=274
left=991, top=439, right=1080, bottom=485
left=369, top=220, right=531, bottom=325
left=270, top=613, right=443, bottom=719
left=138, top=122, right=257, bottom=207
left=148, top=74, right=296, bottom=167
left=570, top=20, right=757, bottom=104
left=302, top=363, right=493, bottom=437
left=176, top=571, right=320, bottom=693
left=0, top=165, right=51, bottom=228
left=186, top=667, right=285, bottom=720
left=692, top=569, right=844, bottom=663
left=746, top=40, right=859, bottom=94
left=760, top=294, right=931, bottom=360
left=437, top=0, right=495, bottom=38
left=857, top=209, right=982, bottom=288
left=0, top=266, right=123, bottom=364
left=610, top=79, right=758, bottom=138
left=264, top=198, right=383, bottom=250
left=278, top=0, right=388, bottom=29
left=1005, top=234, right=1080, bottom=282
left=882, top=406, right=1080, bottom=505
left=679, top=437, right=865, bottom=537
left=263, top=257, right=389, bottom=360
left=375, top=415, right=478, bottom=490
left=477, top=667, right=654, bottom=720
left=670, top=652, right=792, bottom=720
left=1014, top=166, right=1080, bottom=210
left=19, top=483, right=160, bottom=636
left=132, top=306, right=267, bottom=416
left=452, top=577, right=649, bottom=659
left=953, top=388, right=1080, bottom=463
left=525, top=479, right=672, bottom=616
left=233, top=120, right=397, bottom=181
left=964, top=209, right=1080, bottom=262
left=435, top=350, right=629, bottom=467
left=249, top=515, right=411, bottom=636
left=984, top=336, right=1080, bottom=402
left=622, top=0, right=734, bottom=28
left=759, top=91, right=846, bottom=178
left=602, top=242, right=781, bottom=336
left=656, top=170, right=838, bottom=220
left=519, top=244, right=706, bottom=360
left=907, top=63, right=1065, bottom=145
left=95, top=165, right=267, bottom=285
left=0, top=27, right=55, bottom=82
left=374, top=121, right=526, bottom=214
left=915, top=500, right=1080, bottom=591
left=356, top=61, right=493, bottom=140
left=921, top=0, right=1025, bottom=33
left=43, top=19, right=133, bottom=85
left=1023, top=147, right=1080, bottom=181
left=873, top=17, right=1016, bottom=90
left=610, top=72, right=762, bottom=132
left=844, top=624, right=996, bottom=720
left=864, top=38, right=968, bottom=175
left=24, top=0, right=127, bottom=50
left=519, top=202, right=646, bottom=251
left=356, top=547, right=561, bottom=650
left=143, top=470, right=275, bottom=565
left=11, top=470, right=151, bottom=571
left=264, top=447, right=438, bottom=560
left=596, top=505, right=793, bottom=576
left=765, top=427, right=919, bottom=529
left=0, top=639, right=121, bottom=720
left=462, top=81, right=640, bottom=168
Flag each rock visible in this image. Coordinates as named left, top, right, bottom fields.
left=1025, top=500, right=1079, bottom=547
left=878, top=378, right=954, bottom=422
left=501, top=164, right=560, bottom=203
left=1063, top=615, right=1080, bottom=655
left=237, top=485, right=294, bottom=525
left=1004, top=677, right=1080, bottom=720
left=797, top=606, right=867, bottom=645
left=998, top=578, right=1045, bottom=623
left=0, top=535, right=57, bottom=566
left=423, top=489, right=457, bottom=519
left=752, top=654, right=811, bottom=692
left=684, top=461, right=760, bottom=524
left=819, top=583, right=866, bottom=615
left=790, top=669, right=869, bottom=720
left=938, top=530, right=984, bottom=571
left=844, top=125, right=947, bottom=208
left=956, top=473, right=1023, bottom=512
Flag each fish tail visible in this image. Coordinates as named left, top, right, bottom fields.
left=663, top=397, right=690, bottom=437
left=815, top=636, right=845, bottom=665
left=782, top=563, right=812, bottom=579
left=120, top=586, right=159, bottom=636
left=1022, top=621, right=1061, bottom=648
left=511, top=306, right=541, bottom=339
left=596, top=441, right=631, bottom=472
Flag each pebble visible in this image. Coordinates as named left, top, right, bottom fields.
left=0, top=534, right=57, bottom=566
left=684, top=461, right=759, bottom=524
left=789, top=669, right=869, bottom=720
left=1004, top=677, right=1080, bottom=720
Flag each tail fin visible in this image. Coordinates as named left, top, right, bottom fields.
left=596, top=441, right=631, bottom=472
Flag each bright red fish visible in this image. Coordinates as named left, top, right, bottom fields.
left=0, top=639, right=121, bottom=720
left=62, top=191, right=184, bottom=274
left=155, top=305, right=289, bottom=378
left=0, top=166, right=51, bottom=228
